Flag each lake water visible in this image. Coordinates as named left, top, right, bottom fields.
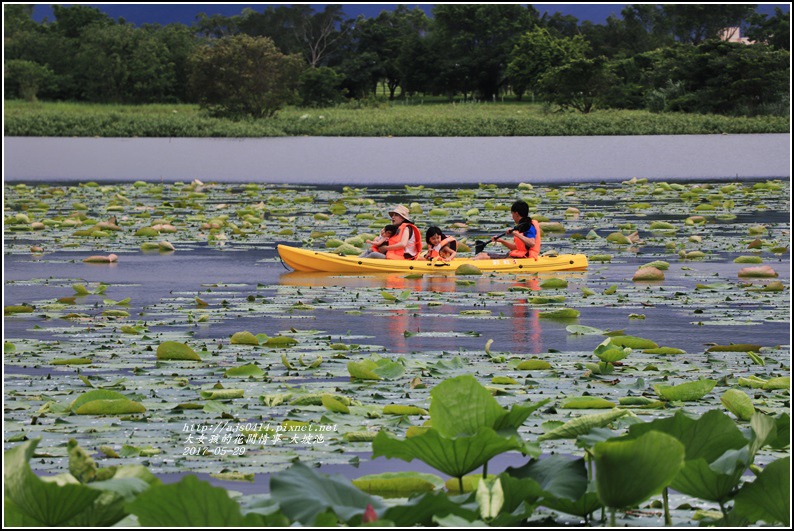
left=3, top=136, right=791, bottom=514
left=4, top=134, right=790, bottom=184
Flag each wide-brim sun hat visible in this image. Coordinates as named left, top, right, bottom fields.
left=388, top=205, right=412, bottom=223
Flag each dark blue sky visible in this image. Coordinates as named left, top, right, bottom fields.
left=30, top=3, right=790, bottom=27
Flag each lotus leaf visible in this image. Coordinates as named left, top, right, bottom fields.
left=74, top=399, right=146, bottom=415
left=383, top=405, right=428, bottom=416
left=618, top=397, right=657, bottom=406
left=540, top=278, right=568, bottom=289
left=156, top=341, right=200, bottom=361
left=372, top=427, right=524, bottom=480
left=264, top=336, right=298, bottom=347
left=608, top=335, right=658, bottom=349
left=720, top=389, right=755, bottom=421
left=127, top=474, right=281, bottom=527
left=289, top=393, right=351, bottom=406
left=322, top=395, right=350, bottom=414
left=537, top=409, right=630, bottom=441
left=593, top=431, right=685, bottom=509
left=5, top=439, right=148, bottom=527
left=538, top=308, right=579, bottom=319
left=566, top=325, right=605, bottom=335
left=762, top=376, right=789, bottom=390
left=606, top=232, right=631, bottom=245
left=72, top=284, right=91, bottom=295
left=706, top=343, right=761, bottom=352
left=642, top=347, right=685, bottom=355
left=343, top=431, right=379, bottom=442
left=624, top=410, right=751, bottom=502
left=529, top=295, right=566, bottom=304
left=270, top=462, right=384, bottom=525
left=5, top=305, right=34, bottom=315
left=733, top=255, right=763, bottom=264
left=52, top=358, right=92, bottom=365
left=352, top=472, right=442, bottom=498
left=230, top=331, right=259, bottom=345
left=588, top=254, right=611, bottom=262
left=199, top=389, right=244, bottom=400
left=224, top=364, right=265, bottom=378
left=642, top=260, right=670, bottom=270
left=561, top=397, right=615, bottom=409
left=70, top=390, right=130, bottom=412
left=491, top=376, right=519, bottom=385
left=516, top=359, right=551, bottom=370
left=654, top=379, right=716, bottom=401
left=733, top=457, right=790, bottom=526
left=455, top=264, right=482, bottom=276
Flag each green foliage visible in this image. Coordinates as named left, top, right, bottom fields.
left=188, top=34, right=304, bottom=119
left=4, top=100, right=788, bottom=137
left=4, top=59, right=55, bottom=101
left=373, top=375, right=545, bottom=483
left=539, top=56, right=618, bottom=114
left=298, top=66, right=346, bottom=107
left=593, top=431, right=685, bottom=509
left=507, top=27, right=590, bottom=99
left=270, top=462, right=384, bottom=525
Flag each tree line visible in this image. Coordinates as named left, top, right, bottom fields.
left=3, top=4, right=790, bottom=118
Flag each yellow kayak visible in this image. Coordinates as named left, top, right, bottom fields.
left=277, top=244, right=588, bottom=273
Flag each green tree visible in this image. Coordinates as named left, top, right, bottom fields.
left=507, top=27, right=590, bottom=100
left=3, top=4, right=37, bottom=38
left=72, top=24, right=179, bottom=103
left=298, top=66, right=345, bottom=107
left=431, top=4, right=531, bottom=100
left=353, top=6, right=430, bottom=99
left=538, top=56, right=617, bottom=113
left=4, top=59, right=55, bottom=101
left=746, top=7, right=790, bottom=50
left=51, top=4, right=114, bottom=38
left=188, top=34, right=304, bottom=118
left=396, top=33, right=437, bottom=96
left=661, top=4, right=757, bottom=45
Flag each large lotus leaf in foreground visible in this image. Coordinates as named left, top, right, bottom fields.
left=593, top=431, right=685, bottom=509
left=373, top=375, right=546, bottom=480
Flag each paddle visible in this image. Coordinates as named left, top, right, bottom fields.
left=474, top=232, right=505, bottom=255
left=474, top=220, right=532, bottom=255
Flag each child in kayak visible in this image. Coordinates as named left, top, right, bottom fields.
left=359, top=224, right=398, bottom=259
left=423, top=226, right=457, bottom=262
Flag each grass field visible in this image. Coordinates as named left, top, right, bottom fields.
left=4, top=99, right=789, bottom=137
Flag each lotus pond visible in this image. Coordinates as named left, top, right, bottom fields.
left=3, top=178, right=790, bottom=527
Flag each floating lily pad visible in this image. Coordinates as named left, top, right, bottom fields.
left=538, top=308, right=580, bottom=319
left=561, top=397, right=615, bottom=409
left=200, top=389, right=244, bottom=400
left=156, top=341, right=201, bottom=361
left=455, top=264, right=482, bottom=276
left=74, top=399, right=146, bottom=415
left=224, top=363, right=265, bottom=378
left=264, top=336, right=298, bottom=348
left=230, top=331, right=259, bottom=345
left=654, top=379, right=717, bottom=401
left=517, top=359, right=551, bottom=370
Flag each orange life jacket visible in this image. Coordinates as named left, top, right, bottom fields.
left=386, top=223, right=422, bottom=260
left=509, top=219, right=541, bottom=259
left=426, top=238, right=457, bottom=259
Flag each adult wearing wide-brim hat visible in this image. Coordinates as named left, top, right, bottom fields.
left=381, top=205, right=422, bottom=259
